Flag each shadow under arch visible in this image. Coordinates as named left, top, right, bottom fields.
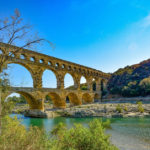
left=66, top=92, right=81, bottom=106
left=5, top=91, right=36, bottom=109
left=94, top=93, right=100, bottom=102
left=82, top=93, right=93, bottom=103
left=47, top=92, right=66, bottom=108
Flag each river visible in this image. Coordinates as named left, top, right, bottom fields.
left=10, top=114, right=150, bottom=150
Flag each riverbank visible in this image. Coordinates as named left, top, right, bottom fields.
left=10, top=114, right=150, bottom=150
left=13, top=102, right=150, bottom=118
left=58, top=103, right=150, bottom=118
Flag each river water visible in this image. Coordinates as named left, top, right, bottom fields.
left=10, top=114, right=150, bottom=150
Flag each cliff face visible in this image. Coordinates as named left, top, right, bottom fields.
left=108, top=59, right=150, bottom=97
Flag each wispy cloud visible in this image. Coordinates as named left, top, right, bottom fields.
left=140, top=14, right=150, bottom=28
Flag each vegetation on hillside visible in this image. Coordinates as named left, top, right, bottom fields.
left=108, top=59, right=150, bottom=97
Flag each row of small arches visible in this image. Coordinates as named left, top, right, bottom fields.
left=0, top=49, right=99, bottom=76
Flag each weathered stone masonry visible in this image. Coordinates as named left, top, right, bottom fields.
left=0, top=42, right=110, bottom=111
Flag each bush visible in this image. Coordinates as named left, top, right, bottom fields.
left=124, top=106, right=128, bottom=112
left=0, top=116, right=51, bottom=150
left=137, top=104, right=144, bottom=113
left=116, top=104, right=123, bottom=113
left=136, top=101, right=142, bottom=105
left=0, top=117, right=118, bottom=150
left=51, top=119, right=118, bottom=150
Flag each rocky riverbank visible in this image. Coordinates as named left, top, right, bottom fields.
left=59, top=103, right=150, bottom=118
left=17, top=103, right=150, bottom=118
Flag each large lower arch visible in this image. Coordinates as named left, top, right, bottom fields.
left=66, top=92, right=81, bottom=106
left=5, top=91, right=38, bottom=110
left=42, top=69, right=57, bottom=88
left=47, top=92, right=66, bottom=108
left=64, top=73, right=75, bottom=89
left=80, top=76, right=88, bottom=90
left=82, top=93, right=93, bottom=103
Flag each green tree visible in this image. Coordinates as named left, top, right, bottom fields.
left=139, top=77, right=150, bottom=95
left=0, top=8, right=52, bottom=133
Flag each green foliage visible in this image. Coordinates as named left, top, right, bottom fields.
left=0, top=116, right=51, bottom=150
left=108, top=59, right=150, bottom=97
left=0, top=73, right=16, bottom=117
left=123, top=105, right=128, bottom=111
left=116, top=104, right=123, bottom=113
left=102, top=119, right=111, bottom=129
left=0, top=117, right=118, bottom=150
left=7, top=95, right=26, bottom=104
left=137, top=103, right=144, bottom=113
left=81, top=85, right=88, bottom=90
left=136, top=101, right=142, bottom=105
left=51, top=119, right=118, bottom=150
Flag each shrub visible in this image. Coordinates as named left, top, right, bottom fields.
left=136, top=101, right=142, bottom=105
left=51, top=119, right=118, bottom=150
left=0, top=117, right=118, bottom=150
left=116, top=104, right=123, bottom=113
left=0, top=116, right=51, bottom=150
left=124, top=106, right=128, bottom=112
left=138, top=104, right=144, bottom=113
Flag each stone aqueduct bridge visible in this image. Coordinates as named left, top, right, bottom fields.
left=0, top=42, right=110, bottom=111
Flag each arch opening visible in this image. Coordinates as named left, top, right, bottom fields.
left=0, top=49, right=3, bottom=54
left=92, top=78, right=96, bottom=91
left=6, top=63, right=33, bottom=87
left=82, top=93, right=93, bottom=103
left=5, top=92, right=36, bottom=110
left=42, top=69, right=57, bottom=88
left=66, top=93, right=81, bottom=106
left=30, top=57, right=35, bottom=62
left=20, top=54, right=25, bottom=59
left=64, top=73, right=74, bottom=89
left=101, top=79, right=107, bottom=97
left=47, top=92, right=65, bottom=108
left=80, top=76, right=87, bottom=90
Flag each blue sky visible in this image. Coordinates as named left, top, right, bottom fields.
left=1, top=0, right=150, bottom=88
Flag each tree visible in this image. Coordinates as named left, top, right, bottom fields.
left=0, top=8, right=53, bottom=133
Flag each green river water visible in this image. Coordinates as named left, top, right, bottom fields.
left=10, top=114, right=150, bottom=150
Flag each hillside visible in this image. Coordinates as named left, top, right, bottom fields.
left=108, top=58, right=150, bottom=97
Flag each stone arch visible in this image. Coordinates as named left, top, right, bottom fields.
left=64, top=73, right=75, bottom=89
left=42, top=69, right=57, bottom=88
left=80, top=76, right=87, bottom=90
left=66, top=92, right=81, bottom=106
left=5, top=91, right=37, bottom=110
left=6, top=62, right=33, bottom=87
left=47, top=92, right=65, bottom=108
left=82, top=93, right=93, bottom=103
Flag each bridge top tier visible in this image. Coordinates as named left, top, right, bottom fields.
left=0, top=42, right=110, bottom=80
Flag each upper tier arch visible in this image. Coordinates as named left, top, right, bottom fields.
left=0, top=42, right=110, bottom=81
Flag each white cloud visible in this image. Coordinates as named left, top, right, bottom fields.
left=139, top=14, right=150, bottom=28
